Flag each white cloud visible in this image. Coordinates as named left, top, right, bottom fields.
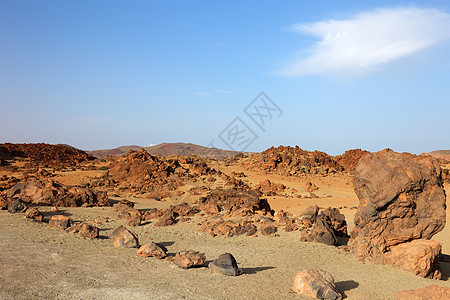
left=216, top=90, right=233, bottom=94
left=195, top=91, right=211, bottom=96
left=279, top=7, right=450, bottom=77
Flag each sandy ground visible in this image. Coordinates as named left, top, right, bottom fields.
left=1, top=166, right=450, bottom=299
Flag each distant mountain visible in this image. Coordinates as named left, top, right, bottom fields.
left=424, top=150, right=450, bottom=161
left=144, top=143, right=245, bottom=159
left=87, top=145, right=142, bottom=159
left=88, top=143, right=245, bottom=160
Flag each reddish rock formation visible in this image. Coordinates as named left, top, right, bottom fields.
left=238, top=146, right=344, bottom=175
left=350, top=149, right=446, bottom=278
left=66, top=223, right=99, bottom=238
left=334, top=149, right=370, bottom=172
left=173, top=250, right=206, bottom=269
left=0, top=143, right=94, bottom=167
left=292, top=268, right=342, bottom=299
left=102, top=149, right=218, bottom=194
left=256, top=179, right=286, bottom=196
left=137, top=242, right=167, bottom=258
left=394, top=285, right=450, bottom=300
left=199, top=220, right=257, bottom=237
left=110, top=225, right=139, bottom=248
left=198, top=189, right=273, bottom=216
left=384, top=240, right=442, bottom=279
left=4, top=179, right=110, bottom=207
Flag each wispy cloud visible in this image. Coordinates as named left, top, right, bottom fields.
left=216, top=90, right=233, bottom=94
left=279, top=7, right=450, bottom=77
left=195, top=90, right=233, bottom=96
left=195, top=91, right=211, bottom=96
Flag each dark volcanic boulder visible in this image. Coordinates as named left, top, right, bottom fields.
left=209, top=253, right=241, bottom=276
left=8, top=199, right=27, bottom=213
left=301, top=219, right=337, bottom=246
left=349, top=149, right=446, bottom=278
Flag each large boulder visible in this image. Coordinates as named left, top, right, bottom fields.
left=137, top=242, right=167, bottom=258
left=349, top=149, right=446, bottom=278
left=292, top=268, right=342, bottom=299
left=173, top=250, right=206, bottom=269
left=209, top=253, right=241, bottom=276
left=49, top=215, right=71, bottom=229
left=110, top=225, right=139, bottom=248
left=65, top=222, right=99, bottom=238
left=394, top=285, right=450, bottom=300
left=383, top=239, right=442, bottom=279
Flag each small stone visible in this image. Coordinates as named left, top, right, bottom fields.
left=49, top=215, right=71, bottom=229
left=110, top=225, right=139, bottom=248
left=65, top=223, right=99, bottom=238
left=137, top=242, right=167, bottom=259
left=173, top=250, right=206, bottom=269
left=24, top=207, right=43, bottom=222
left=209, top=253, right=241, bottom=276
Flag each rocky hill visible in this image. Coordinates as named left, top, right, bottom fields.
left=0, top=143, right=94, bottom=167
left=144, top=143, right=245, bottom=159
left=424, top=150, right=450, bottom=161
left=87, top=145, right=142, bottom=159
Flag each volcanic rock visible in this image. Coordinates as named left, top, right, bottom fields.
left=305, top=182, right=318, bottom=192
left=209, top=253, right=241, bottom=276
left=394, top=285, right=450, bottom=300
left=301, top=219, right=337, bottom=246
left=110, top=225, right=139, bottom=248
left=126, top=211, right=142, bottom=227
left=383, top=239, right=442, bottom=279
left=5, top=178, right=110, bottom=207
left=66, top=222, right=99, bottom=238
left=260, top=223, right=277, bottom=236
left=292, top=268, right=342, bottom=299
left=173, top=250, right=206, bottom=269
left=154, top=210, right=177, bottom=227
left=49, top=215, right=71, bottom=229
left=8, top=199, right=27, bottom=213
left=349, top=149, right=446, bottom=273
left=256, top=179, right=286, bottom=196
left=24, top=207, right=43, bottom=222
left=198, top=188, right=273, bottom=216
left=137, top=242, right=167, bottom=259
left=335, top=149, right=370, bottom=172
left=317, top=208, right=348, bottom=237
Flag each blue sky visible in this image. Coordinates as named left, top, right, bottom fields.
left=1, top=1, right=450, bottom=155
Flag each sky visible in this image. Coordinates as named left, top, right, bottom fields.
left=1, top=1, right=450, bottom=155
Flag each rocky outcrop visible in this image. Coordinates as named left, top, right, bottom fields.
left=198, top=189, right=273, bottom=216
left=334, top=149, right=370, bottom=172
left=292, top=268, right=342, bottom=299
left=349, top=149, right=446, bottom=278
left=394, top=285, right=450, bottom=300
left=8, top=199, right=27, bottom=213
left=5, top=179, right=110, bottom=207
left=305, top=182, right=318, bottom=192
